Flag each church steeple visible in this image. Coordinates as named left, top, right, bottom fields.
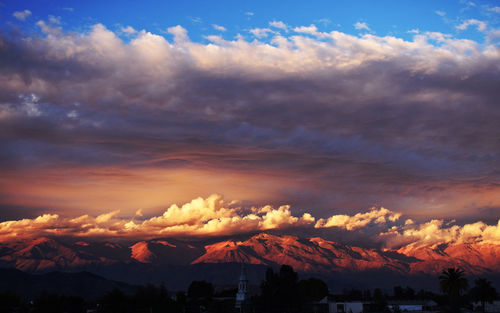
left=235, top=263, right=249, bottom=310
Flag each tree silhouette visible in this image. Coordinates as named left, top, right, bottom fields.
left=259, top=265, right=301, bottom=313
left=439, top=268, right=468, bottom=313
left=469, top=278, right=498, bottom=312
left=297, top=278, right=329, bottom=302
left=188, top=280, right=214, bottom=299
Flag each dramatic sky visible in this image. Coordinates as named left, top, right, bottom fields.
left=0, top=0, right=500, bottom=246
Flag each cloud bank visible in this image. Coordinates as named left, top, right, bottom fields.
left=0, top=195, right=498, bottom=250
left=0, top=195, right=314, bottom=242
left=1, top=20, right=500, bottom=222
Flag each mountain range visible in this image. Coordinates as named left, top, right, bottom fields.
left=1, top=233, right=498, bottom=290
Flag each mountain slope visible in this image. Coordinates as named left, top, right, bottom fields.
left=0, top=234, right=498, bottom=281
left=0, top=237, right=116, bottom=272
left=192, top=233, right=500, bottom=275
left=192, top=233, right=411, bottom=273
left=397, top=242, right=500, bottom=274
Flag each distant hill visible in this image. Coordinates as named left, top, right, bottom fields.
left=0, top=268, right=136, bottom=300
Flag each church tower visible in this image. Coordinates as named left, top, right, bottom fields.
left=235, top=264, right=249, bottom=310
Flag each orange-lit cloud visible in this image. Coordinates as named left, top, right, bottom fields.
left=380, top=219, right=500, bottom=249
left=315, top=207, right=402, bottom=230
left=0, top=194, right=498, bottom=251
left=0, top=194, right=315, bottom=242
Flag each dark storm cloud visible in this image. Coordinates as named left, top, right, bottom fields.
left=1, top=23, right=500, bottom=219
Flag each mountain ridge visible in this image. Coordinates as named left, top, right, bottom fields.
left=0, top=233, right=498, bottom=278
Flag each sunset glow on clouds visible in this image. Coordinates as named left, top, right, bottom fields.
left=0, top=194, right=498, bottom=251
left=1, top=1, right=500, bottom=246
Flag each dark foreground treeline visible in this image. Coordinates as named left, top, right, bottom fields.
left=0, top=265, right=498, bottom=313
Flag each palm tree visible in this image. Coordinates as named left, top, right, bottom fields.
left=439, top=268, right=468, bottom=313
left=469, top=278, right=498, bottom=312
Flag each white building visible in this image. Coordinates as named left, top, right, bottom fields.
left=472, top=300, right=500, bottom=313
left=387, top=300, right=437, bottom=312
left=324, top=299, right=364, bottom=313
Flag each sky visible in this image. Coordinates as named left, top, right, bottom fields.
left=0, top=1, right=500, bottom=246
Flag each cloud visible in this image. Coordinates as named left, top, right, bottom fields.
left=315, top=207, right=402, bottom=230
left=315, top=18, right=332, bottom=27
left=249, top=27, right=276, bottom=38
left=269, top=20, right=288, bottom=32
left=380, top=219, right=500, bottom=249
left=489, top=6, right=500, bottom=13
left=1, top=21, right=500, bottom=224
left=293, top=24, right=325, bottom=37
left=456, top=19, right=487, bottom=32
left=435, top=11, right=446, bottom=17
left=188, top=17, right=202, bottom=23
left=0, top=195, right=315, bottom=242
left=0, top=193, right=497, bottom=253
left=354, top=21, right=371, bottom=31
left=121, top=26, right=137, bottom=34
left=48, top=15, right=61, bottom=25
left=12, top=9, right=31, bottom=21
left=487, top=28, right=500, bottom=42
left=212, top=24, right=226, bottom=32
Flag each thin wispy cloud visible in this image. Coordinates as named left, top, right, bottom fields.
left=456, top=19, right=487, bottom=32
left=354, top=21, right=371, bottom=31
left=121, top=25, right=137, bottom=34
left=249, top=27, right=275, bottom=38
left=269, top=20, right=288, bottom=32
left=212, top=24, right=226, bottom=32
left=12, top=9, right=31, bottom=21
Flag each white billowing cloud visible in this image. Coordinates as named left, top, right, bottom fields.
left=0, top=195, right=315, bottom=242
left=456, top=19, right=487, bottom=32
left=487, top=28, right=500, bottom=42
left=167, top=25, right=189, bottom=42
left=269, top=20, right=288, bottom=32
left=354, top=21, right=371, bottom=31
left=3, top=21, right=496, bottom=87
left=293, top=24, right=327, bottom=37
left=122, top=26, right=137, bottom=34
left=249, top=27, right=276, bottom=38
left=212, top=24, right=226, bottom=32
left=0, top=190, right=498, bottom=250
left=315, top=207, right=402, bottom=230
left=380, top=219, right=500, bottom=248
left=435, top=11, right=446, bottom=17
left=13, top=10, right=31, bottom=21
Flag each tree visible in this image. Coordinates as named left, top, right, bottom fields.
left=365, top=288, right=389, bottom=313
left=0, top=291, right=21, bottom=313
left=439, top=268, right=468, bottom=313
left=188, top=280, right=214, bottom=299
left=259, top=265, right=301, bottom=313
left=469, top=278, right=498, bottom=312
left=297, top=278, right=329, bottom=302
